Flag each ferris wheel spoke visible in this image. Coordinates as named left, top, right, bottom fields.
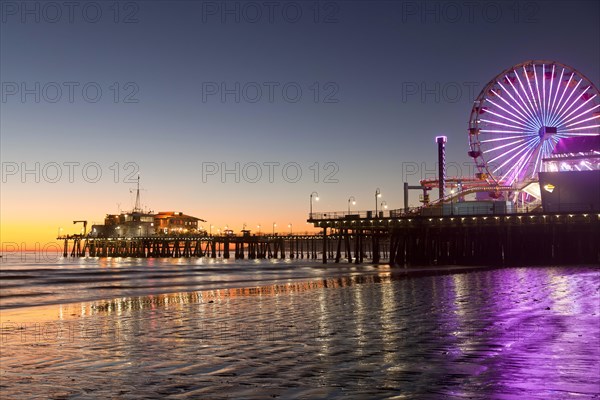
left=541, top=138, right=554, bottom=161
left=548, top=71, right=573, bottom=125
left=489, top=90, right=532, bottom=123
left=480, top=119, right=530, bottom=130
left=483, top=137, right=531, bottom=154
left=548, top=73, right=577, bottom=127
left=564, top=111, right=600, bottom=128
left=533, top=65, right=545, bottom=124
left=549, top=82, right=586, bottom=127
left=487, top=136, right=538, bottom=165
left=479, top=133, right=537, bottom=141
left=541, top=64, right=548, bottom=124
left=513, top=72, right=544, bottom=127
left=491, top=137, right=539, bottom=177
left=495, top=82, right=535, bottom=123
left=482, top=109, right=536, bottom=130
left=504, top=78, right=542, bottom=128
left=529, top=140, right=550, bottom=180
left=521, top=66, right=544, bottom=124
left=556, top=132, right=600, bottom=137
left=548, top=67, right=565, bottom=123
left=542, top=138, right=556, bottom=162
left=547, top=65, right=557, bottom=120
left=558, top=98, right=599, bottom=127
left=519, top=67, right=539, bottom=116
left=487, top=97, right=537, bottom=129
left=564, top=124, right=600, bottom=132
left=503, top=143, right=539, bottom=184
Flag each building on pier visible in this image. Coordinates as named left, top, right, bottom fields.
left=89, top=177, right=205, bottom=238
left=93, top=211, right=156, bottom=237
left=154, top=212, right=204, bottom=234
left=92, top=211, right=206, bottom=238
left=539, top=136, right=600, bottom=213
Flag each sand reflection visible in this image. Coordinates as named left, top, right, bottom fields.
left=1, top=267, right=598, bottom=399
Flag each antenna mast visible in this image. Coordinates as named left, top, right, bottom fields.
left=134, top=174, right=141, bottom=212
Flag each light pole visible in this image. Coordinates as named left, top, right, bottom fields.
left=210, top=225, right=213, bottom=235
left=310, top=191, right=319, bottom=218
left=58, top=227, right=63, bottom=238
left=348, top=196, right=356, bottom=213
left=257, top=224, right=261, bottom=235
left=288, top=223, right=292, bottom=235
left=450, top=188, right=455, bottom=216
left=375, top=188, right=381, bottom=216
left=380, top=201, right=388, bottom=216
left=272, top=222, right=277, bottom=235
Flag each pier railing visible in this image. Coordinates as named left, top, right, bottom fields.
left=309, top=210, right=403, bottom=220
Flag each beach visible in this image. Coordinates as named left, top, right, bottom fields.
left=1, top=260, right=599, bottom=399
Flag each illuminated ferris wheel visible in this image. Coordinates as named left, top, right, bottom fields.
left=468, top=60, right=600, bottom=187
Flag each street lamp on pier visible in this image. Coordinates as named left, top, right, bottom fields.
left=272, top=222, right=277, bottom=235
left=310, top=192, right=319, bottom=218
left=288, top=223, right=293, bottom=235
left=348, top=196, right=356, bottom=213
left=375, top=188, right=382, bottom=216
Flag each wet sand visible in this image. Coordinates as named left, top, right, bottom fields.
left=1, top=265, right=599, bottom=399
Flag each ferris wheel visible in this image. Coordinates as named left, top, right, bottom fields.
left=468, top=60, right=600, bottom=187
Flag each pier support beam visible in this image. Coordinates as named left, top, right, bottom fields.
left=322, top=227, right=327, bottom=264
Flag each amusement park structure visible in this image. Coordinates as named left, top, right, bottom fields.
left=413, top=60, right=600, bottom=214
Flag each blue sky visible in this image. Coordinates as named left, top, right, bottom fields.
left=1, top=0, right=599, bottom=240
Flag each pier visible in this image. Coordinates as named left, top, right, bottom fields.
left=60, top=234, right=336, bottom=261
left=59, top=210, right=599, bottom=266
left=309, top=210, right=599, bottom=266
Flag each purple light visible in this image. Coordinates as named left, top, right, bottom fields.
left=469, top=61, right=600, bottom=186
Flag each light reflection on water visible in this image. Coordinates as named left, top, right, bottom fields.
left=0, top=260, right=598, bottom=398
left=0, top=256, right=387, bottom=310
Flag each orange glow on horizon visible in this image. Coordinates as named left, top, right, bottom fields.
left=1, top=176, right=352, bottom=249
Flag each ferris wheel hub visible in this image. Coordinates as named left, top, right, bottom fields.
left=538, top=126, right=557, bottom=140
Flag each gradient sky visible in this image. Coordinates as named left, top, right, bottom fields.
left=1, top=0, right=599, bottom=246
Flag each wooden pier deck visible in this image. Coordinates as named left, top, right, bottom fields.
left=59, top=210, right=599, bottom=267
left=309, top=210, right=599, bottom=266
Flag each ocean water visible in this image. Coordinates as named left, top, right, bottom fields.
left=1, top=255, right=599, bottom=398
left=0, top=254, right=393, bottom=310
